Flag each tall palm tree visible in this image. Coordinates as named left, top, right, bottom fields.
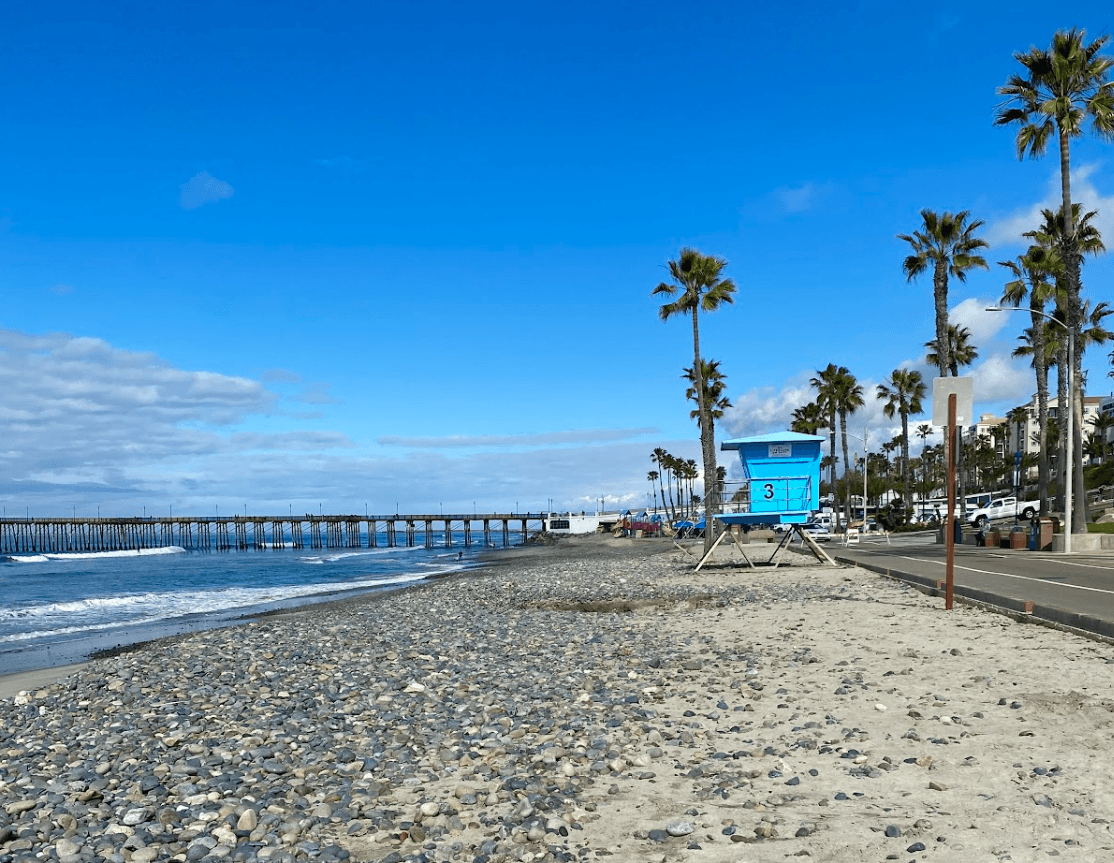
left=647, top=470, right=660, bottom=512
left=877, top=368, right=926, bottom=514
left=831, top=369, right=865, bottom=530
left=1016, top=299, right=1111, bottom=512
left=682, top=360, right=732, bottom=428
left=898, top=209, right=989, bottom=377
left=1000, top=245, right=1057, bottom=513
left=925, top=324, right=979, bottom=376
left=1022, top=206, right=1105, bottom=516
left=915, top=424, right=934, bottom=498
left=810, top=364, right=845, bottom=511
left=790, top=402, right=827, bottom=436
left=996, top=28, right=1114, bottom=532
left=654, top=249, right=736, bottom=548
left=651, top=448, right=669, bottom=518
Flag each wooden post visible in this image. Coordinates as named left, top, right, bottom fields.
left=946, top=393, right=956, bottom=611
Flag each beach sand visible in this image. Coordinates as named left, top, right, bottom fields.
left=0, top=662, right=89, bottom=700
left=2, top=534, right=1113, bottom=862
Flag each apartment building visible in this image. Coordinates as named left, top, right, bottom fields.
left=1000, top=395, right=1104, bottom=471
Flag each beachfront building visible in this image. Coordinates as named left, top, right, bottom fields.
left=1100, top=396, right=1114, bottom=458
left=962, top=413, right=1007, bottom=453
left=1002, top=395, right=1105, bottom=477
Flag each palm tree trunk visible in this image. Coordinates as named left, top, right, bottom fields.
left=900, top=411, right=911, bottom=515
left=1056, top=126, right=1087, bottom=534
left=932, top=259, right=951, bottom=378
left=839, top=409, right=851, bottom=531
left=690, top=310, right=719, bottom=551
left=828, top=413, right=838, bottom=511
left=1032, top=297, right=1050, bottom=515
left=1056, top=342, right=1068, bottom=514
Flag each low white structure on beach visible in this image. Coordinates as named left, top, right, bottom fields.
left=543, top=513, right=600, bottom=535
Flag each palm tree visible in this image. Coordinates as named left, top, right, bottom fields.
left=654, top=249, right=736, bottom=548
left=790, top=402, right=826, bottom=436
left=810, top=364, right=845, bottom=512
left=915, top=424, right=934, bottom=498
left=1090, top=412, right=1114, bottom=463
left=831, top=369, right=865, bottom=530
left=1016, top=297, right=1112, bottom=510
left=651, top=448, right=669, bottom=518
left=683, top=458, right=699, bottom=517
left=898, top=209, right=989, bottom=377
left=996, top=29, right=1114, bottom=532
left=1000, top=245, right=1057, bottom=513
left=647, top=470, right=660, bottom=512
left=662, top=452, right=679, bottom=520
left=682, top=360, right=732, bottom=428
left=924, top=324, right=979, bottom=377
left=877, top=368, right=926, bottom=514
left=1021, top=206, right=1105, bottom=516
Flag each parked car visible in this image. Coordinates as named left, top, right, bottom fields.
left=800, top=522, right=831, bottom=542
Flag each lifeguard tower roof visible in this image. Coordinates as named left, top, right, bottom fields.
left=717, top=432, right=824, bottom=525
left=721, top=431, right=826, bottom=447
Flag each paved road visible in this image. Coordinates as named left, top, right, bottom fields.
left=831, top=533, right=1114, bottom=633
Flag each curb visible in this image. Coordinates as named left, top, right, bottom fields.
left=834, top=554, right=1114, bottom=644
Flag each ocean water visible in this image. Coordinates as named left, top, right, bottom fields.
left=0, top=536, right=493, bottom=675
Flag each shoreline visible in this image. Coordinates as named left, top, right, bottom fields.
left=4, top=534, right=1112, bottom=861
left=0, top=543, right=519, bottom=681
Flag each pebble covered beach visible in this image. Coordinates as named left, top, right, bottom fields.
left=3, top=534, right=1114, bottom=863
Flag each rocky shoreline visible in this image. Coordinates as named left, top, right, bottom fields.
left=3, top=534, right=1114, bottom=862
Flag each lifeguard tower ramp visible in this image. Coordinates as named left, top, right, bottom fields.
left=695, top=431, right=833, bottom=568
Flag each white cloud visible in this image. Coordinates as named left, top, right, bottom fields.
left=180, top=171, right=234, bottom=210
left=0, top=327, right=684, bottom=515
left=951, top=297, right=1013, bottom=346
left=987, top=163, right=1114, bottom=249
left=964, top=352, right=1033, bottom=405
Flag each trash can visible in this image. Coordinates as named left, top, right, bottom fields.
left=954, top=518, right=963, bottom=545
left=988, top=528, right=1002, bottom=548
left=1009, top=528, right=1027, bottom=550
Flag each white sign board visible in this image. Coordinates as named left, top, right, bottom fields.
left=931, top=376, right=973, bottom=427
left=768, top=444, right=792, bottom=458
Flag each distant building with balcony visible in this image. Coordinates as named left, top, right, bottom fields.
left=1000, top=395, right=1104, bottom=475
left=963, top=414, right=1007, bottom=452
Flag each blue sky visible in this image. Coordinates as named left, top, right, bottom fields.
left=1, top=1, right=1113, bottom=516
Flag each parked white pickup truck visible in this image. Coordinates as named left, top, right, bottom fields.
left=967, top=496, right=1039, bottom=528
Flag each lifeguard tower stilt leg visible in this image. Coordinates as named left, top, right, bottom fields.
left=694, top=524, right=756, bottom=572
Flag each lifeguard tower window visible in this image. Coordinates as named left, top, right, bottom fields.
left=717, top=432, right=825, bottom=527
left=550, top=519, right=570, bottom=530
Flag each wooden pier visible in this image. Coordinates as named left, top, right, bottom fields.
left=0, top=514, right=545, bottom=555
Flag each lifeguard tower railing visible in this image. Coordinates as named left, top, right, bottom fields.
left=721, top=476, right=815, bottom=517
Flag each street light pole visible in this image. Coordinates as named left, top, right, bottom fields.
left=845, top=427, right=869, bottom=527
left=987, top=306, right=1073, bottom=554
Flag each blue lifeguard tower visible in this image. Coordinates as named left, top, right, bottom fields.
left=693, top=431, right=833, bottom=568
left=719, top=431, right=824, bottom=526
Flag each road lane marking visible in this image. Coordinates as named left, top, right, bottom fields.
left=894, top=556, right=1114, bottom=595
